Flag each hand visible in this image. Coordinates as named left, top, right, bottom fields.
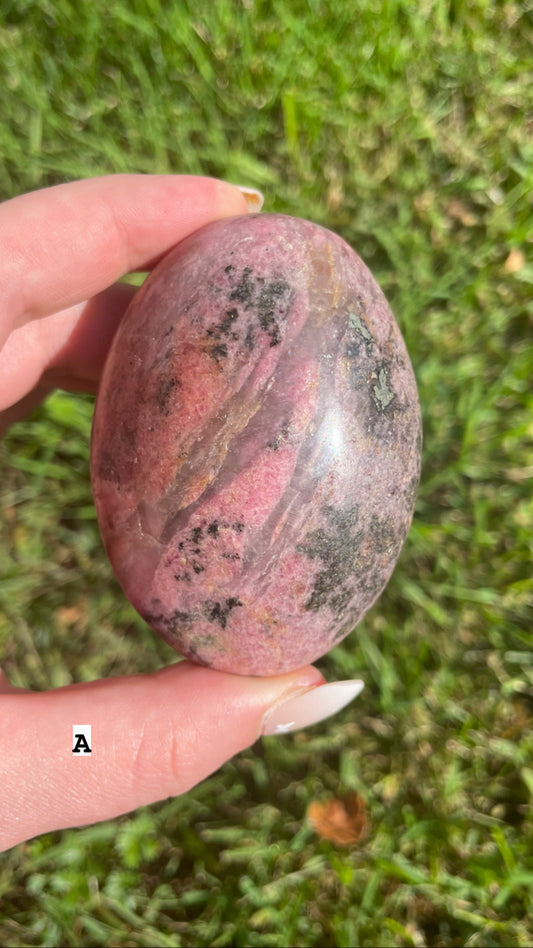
left=0, top=175, right=363, bottom=852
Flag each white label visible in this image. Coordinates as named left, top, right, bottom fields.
left=72, top=724, right=92, bottom=755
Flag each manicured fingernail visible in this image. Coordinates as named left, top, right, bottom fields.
left=261, top=679, right=365, bottom=736
left=235, top=186, right=264, bottom=212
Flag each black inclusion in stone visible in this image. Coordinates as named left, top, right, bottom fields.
left=226, top=265, right=293, bottom=348
left=210, top=342, right=228, bottom=362
left=256, top=279, right=292, bottom=347
left=371, top=362, right=396, bottom=412
left=155, top=377, right=177, bottom=416
left=297, top=505, right=362, bottom=614
left=204, top=597, right=243, bottom=629
left=143, top=607, right=193, bottom=635
left=229, top=266, right=255, bottom=307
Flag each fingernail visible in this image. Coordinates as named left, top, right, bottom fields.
left=261, top=679, right=365, bottom=736
left=235, top=186, right=264, bottom=212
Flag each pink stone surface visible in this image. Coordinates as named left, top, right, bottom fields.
left=91, top=214, right=422, bottom=676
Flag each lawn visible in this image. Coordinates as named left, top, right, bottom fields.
left=0, top=0, right=532, bottom=945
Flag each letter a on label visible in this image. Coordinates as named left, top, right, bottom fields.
left=72, top=724, right=92, bottom=754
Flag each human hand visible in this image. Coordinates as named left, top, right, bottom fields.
left=0, top=175, right=364, bottom=851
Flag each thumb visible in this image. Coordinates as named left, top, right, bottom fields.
left=0, top=662, right=363, bottom=851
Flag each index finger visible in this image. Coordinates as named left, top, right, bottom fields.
left=0, top=174, right=249, bottom=345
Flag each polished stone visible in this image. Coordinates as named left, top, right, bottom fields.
left=91, top=214, right=422, bottom=676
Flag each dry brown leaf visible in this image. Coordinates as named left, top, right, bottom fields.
left=307, top=792, right=369, bottom=846
left=446, top=198, right=476, bottom=227
left=55, top=603, right=85, bottom=625
left=504, top=248, right=525, bottom=274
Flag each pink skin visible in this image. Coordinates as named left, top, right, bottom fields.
left=92, top=214, right=422, bottom=675
left=0, top=176, right=328, bottom=851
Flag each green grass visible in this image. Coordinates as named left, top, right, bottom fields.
left=1, top=0, right=532, bottom=944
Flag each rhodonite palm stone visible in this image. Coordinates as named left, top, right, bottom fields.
left=91, top=213, right=422, bottom=676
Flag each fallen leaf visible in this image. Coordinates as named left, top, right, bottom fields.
left=55, top=603, right=85, bottom=625
left=446, top=198, right=476, bottom=227
left=307, top=792, right=369, bottom=846
left=504, top=248, right=525, bottom=273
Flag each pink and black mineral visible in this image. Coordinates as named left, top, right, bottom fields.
left=91, top=213, right=422, bottom=676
